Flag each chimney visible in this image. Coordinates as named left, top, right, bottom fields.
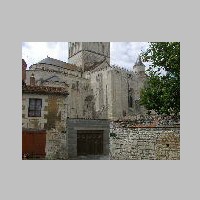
left=30, top=73, right=35, bottom=86
left=22, top=59, right=27, bottom=85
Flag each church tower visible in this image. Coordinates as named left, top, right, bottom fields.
left=68, top=42, right=110, bottom=71
left=133, top=55, right=145, bottom=76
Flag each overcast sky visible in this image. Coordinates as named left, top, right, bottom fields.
left=22, top=42, right=149, bottom=70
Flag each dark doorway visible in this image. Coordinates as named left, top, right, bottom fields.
left=77, top=130, right=103, bottom=156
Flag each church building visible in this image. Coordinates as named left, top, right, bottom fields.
left=24, top=42, right=147, bottom=120
left=22, top=42, right=147, bottom=159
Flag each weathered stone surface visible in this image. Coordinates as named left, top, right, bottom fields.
left=109, top=121, right=180, bottom=160
left=45, top=129, right=68, bottom=159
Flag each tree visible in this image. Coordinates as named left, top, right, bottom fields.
left=140, top=42, right=180, bottom=116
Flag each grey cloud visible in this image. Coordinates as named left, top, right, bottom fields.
left=22, top=42, right=149, bottom=70
left=22, top=42, right=31, bottom=49
left=46, top=42, right=59, bottom=49
left=55, top=42, right=68, bottom=62
left=111, top=42, right=149, bottom=70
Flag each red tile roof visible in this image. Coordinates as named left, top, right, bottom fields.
left=22, top=85, right=69, bottom=95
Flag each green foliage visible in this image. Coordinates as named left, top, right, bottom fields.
left=140, top=42, right=180, bottom=116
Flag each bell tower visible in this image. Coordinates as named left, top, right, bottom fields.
left=133, top=55, right=145, bottom=76
left=68, top=42, right=110, bottom=71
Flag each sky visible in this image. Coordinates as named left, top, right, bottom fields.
left=22, top=42, right=149, bottom=70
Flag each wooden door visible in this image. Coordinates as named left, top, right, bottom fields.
left=22, top=130, right=46, bottom=159
left=77, top=130, right=103, bottom=155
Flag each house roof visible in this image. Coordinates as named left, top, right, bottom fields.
left=31, top=57, right=81, bottom=71
left=22, top=84, right=69, bottom=96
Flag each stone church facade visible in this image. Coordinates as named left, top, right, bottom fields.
left=22, top=42, right=149, bottom=159
left=25, top=42, right=147, bottom=120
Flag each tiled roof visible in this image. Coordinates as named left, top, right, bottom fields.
left=22, top=85, right=69, bottom=95
left=32, top=57, right=80, bottom=71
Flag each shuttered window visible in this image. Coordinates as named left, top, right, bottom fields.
left=28, top=98, right=42, bottom=117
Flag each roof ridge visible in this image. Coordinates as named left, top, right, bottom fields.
left=30, top=57, right=80, bottom=71
left=38, top=57, right=68, bottom=64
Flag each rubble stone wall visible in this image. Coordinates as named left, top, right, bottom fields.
left=110, top=117, right=180, bottom=160
left=45, top=129, right=68, bottom=159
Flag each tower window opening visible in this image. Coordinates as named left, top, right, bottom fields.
left=128, top=95, right=133, bottom=108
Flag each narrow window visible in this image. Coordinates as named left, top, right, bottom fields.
left=28, top=98, right=42, bottom=117
left=128, top=95, right=133, bottom=108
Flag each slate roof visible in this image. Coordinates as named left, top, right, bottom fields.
left=32, top=57, right=81, bottom=71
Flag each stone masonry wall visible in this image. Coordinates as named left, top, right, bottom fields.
left=110, top=116, right=180, bottom=160
left=44, top=95, right=68, bottom=159
left=22, top=93, right=68, bottom=159
left=45, top=129, right=68, bottom=159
